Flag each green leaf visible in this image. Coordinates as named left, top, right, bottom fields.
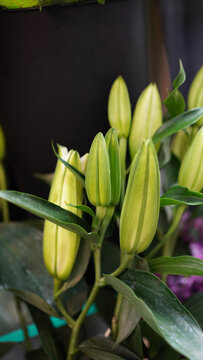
left=164, top=89, right=185, bottom=117
left=149, top=256, right=203, bottom=276
left=115, top=297, right=140, bottom=346
left=173, top=59, right=186, bottom=89
left=101, top=241, right=120, bottom=274
left=27, top=304, right=63, bottom=360
left=184, top=292, right=203, bottom=331
left=160, top=185, right=203, bottom=206
left=153, top=108, right=203, bottom=144
left=52, top=142, right=85, bottom=186
left=104, top=270, right=203, bottom=360
left=0, top=222, right=58, bottom=317
left=0, top=191, right=99, bottom=246
left=0, top=0, right=88, bottom=10
left=79, top=336, right=140, bottom=360
left=66, top=203, right=95, bottom=218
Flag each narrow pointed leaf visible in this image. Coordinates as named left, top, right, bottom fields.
left=79, top=336, right=140, bottom=360
left=160, top=185, right=203, bottom=206
left=27, top=304, right=63, bottom=360
left=173, top=59, right=186, bottom=89
left=0, top=190, right=99, bottom=245
left=66, top=203, right=95, bottom=218
left=0, top=343, right=16, bottom=357
left=52, top=143, right=85, bottom=186
left=149, top=256, right=203, bottom=276
left=104, top=270, right=203, bottom=360
left=153, top=108, right=203, bottom=144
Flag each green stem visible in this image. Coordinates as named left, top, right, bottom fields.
left=119, top=136, right=127, bottom=206
left=54, top=279, right=75, bottom=329
left=0, top=162, right=9, bottom=222
left=146, top=206, right=185, bottom=260
left=111, top=292, right=123, bottom=340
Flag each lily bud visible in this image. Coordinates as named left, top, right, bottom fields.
left=188, top=66, right=203, bottom=126
left=129, top=83, right=162, bottom=159
left=108, top=76, right=131, bottom=138
left=43, top=146, right=83, bottom=281
left=171, top=129, right=190, bottom=162
left=85, top=132, right=111, bottom=207
left=178, top=127, right=203, bottom=192
left=120, top=139, right=160, bottom=254
left=105, top=128, right=121, bottom=206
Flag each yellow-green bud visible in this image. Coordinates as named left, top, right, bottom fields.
left=105, top=128, right=121, bottom=206
left=171, top=129, right=190, bottom=162
left=120, top=139, right=160, bottom=254
left=85, top=132, right=111, bottom=207
left=0, top=125, right=6, bottom=161
left=108, top=76, right=131, bottom=138
left=129, top=83, right=162, bottom=159
left=43, top=146, right=83, bottom=281
left=178, top=127, right=203, bottom=192
left=188, top=66, right=203, bottom=126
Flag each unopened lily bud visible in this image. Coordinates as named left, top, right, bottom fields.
left=108, top=76, right=131, bottom=138
left=0, top=125, right=6, bottom=161
left=43, top=146, right=83, bottom=281
left=188, top=66, right=203, bottom=126
left=129, top=83, right=162, bottom=159
left=120, top=139, right=160, bottom=254
left=171, top=129, right=190, bottom=162
left=105, top=128, right=121, bottom=206
left=85, top=132, right=111, bottom=207
left=178, top=127, right=203, bottom=192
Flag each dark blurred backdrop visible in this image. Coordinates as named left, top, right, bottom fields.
left=0, top=0, right=202, bottom=218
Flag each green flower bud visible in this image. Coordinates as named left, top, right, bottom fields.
left=178, top=127, right=203, bottom=192
left=0, top=125, right=6, bottom=161
left=188, top=66, right=203, bottom=126
left=129, top=83, right=162, bottom=159
left=171, top=129, right=190, bottom=162
left=120, top=139, right=160, bottom=254
left=85, top=132, right=111, bottom=207
left=43, top=146, right=83, bottom=281
left=105, top=128, right=121, bottom=206
left=108, top=76, right=131, bottom=138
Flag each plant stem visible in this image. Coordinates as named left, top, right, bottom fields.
left=111, top=292, right=123, bottom=340
left=54, top=279, right=75, bottom=329
left=119, top=136, right=127, bottom=206
left=0, top=162, right=9, bottom=222
left=146, top=205, right=185, bottom=260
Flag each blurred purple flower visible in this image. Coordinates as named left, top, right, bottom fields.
left=167, top=213, right=203, bottom=301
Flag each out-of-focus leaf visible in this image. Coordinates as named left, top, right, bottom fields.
left=27, top=304, right=63, bottom=360
left=161, top=155, right=180, bottom=192
left=0, top=0, right=89, bottom=9
left=164, top=89, right=185, bottom=116
left=0, top=343, right=16, bottom=357
left=26, top=349, right=49, bottom=360
left=62, top=279, right=87, bottom=316
left=160, top=185, right=203, bottom=206
left=149, top=256, right=203, bottom=276
left=101, top=241, right=120, bottom=274
left=95, top=287, right=115, bottom=325
left=34, top=172, right=53, bottom=186
left=79, top=336, right=141, bottom=360
left=153, top=108, right=203, bottom=144
left=126, top=323, right=143, bottom=359
left=0, top=191, right=99, bottom=246
left=184, top=292, right=203, bottom=331
left=105, top=270, right=203, bottom=360
left=115, top=297, right=140, bottom=345
left=158, top=137, right=171, bottom=168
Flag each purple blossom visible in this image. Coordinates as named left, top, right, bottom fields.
left=167, top=213, right=203, bottom=301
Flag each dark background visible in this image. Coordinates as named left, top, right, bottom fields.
left=0, top=0, right=202, bottom=217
